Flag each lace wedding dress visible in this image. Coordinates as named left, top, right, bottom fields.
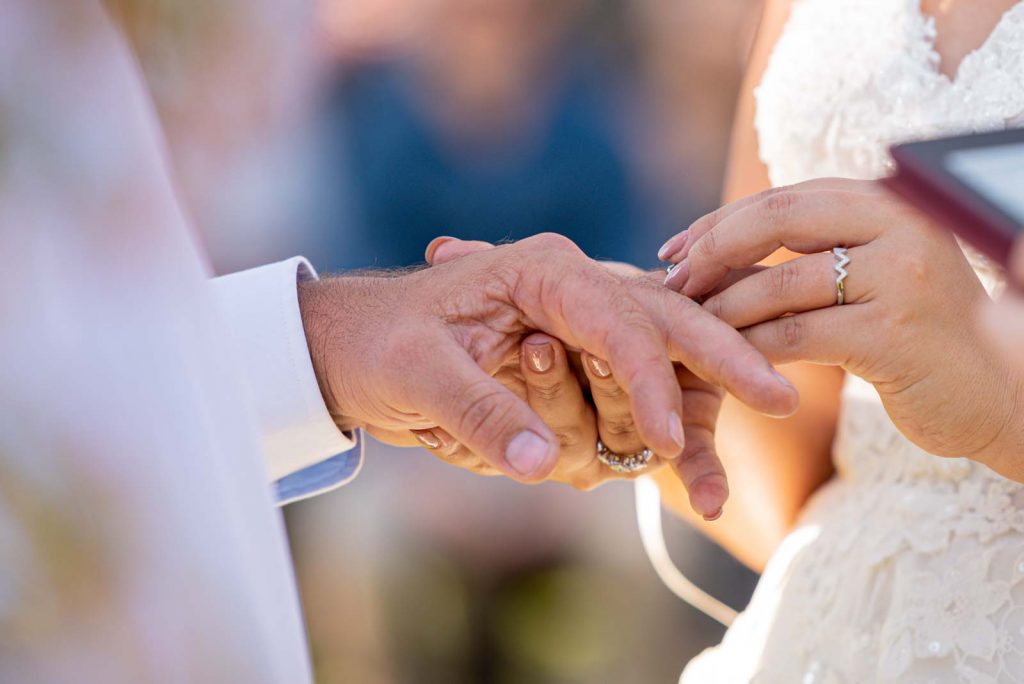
left=680, top=2, right=1024, bottom=682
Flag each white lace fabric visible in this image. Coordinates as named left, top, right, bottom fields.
left=681, top=2, right=1024, bottom=682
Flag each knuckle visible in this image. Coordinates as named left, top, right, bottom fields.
left=760, top=189, right=799, bottom=223
left=779, top=316, right=805, bottom=349
left=702, top=295, right=724, bottom=319
left=591, top=379, right=627, bottom=401
left=555, top=427, right=587, bottom=451
left=690, top=207, right=724, bottom=239
left=603, top=413, right=637, bottom=437
left=691, top=226, right=718, bottom=262
left=604, top=283, right=644, bottom=318
left=705, top=205, right=727, bottom=231
left=766, top=260, right=800, bottom=299
left=528, top=380, right=564, bottom=402
left=529, top=232, right=579, bottom=255
left=676, top=448, right=718, bottom=481
left=454, top=381, right=518, bottom=449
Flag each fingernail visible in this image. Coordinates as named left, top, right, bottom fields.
left=425, top=236, right=455, bottom=263
left=658, top=230, right=687, bottom=261
left=771, top=370, right=796, bottom=390
left=703, top=507, right=724, bottom=522
left=414, top=430, right=443, bottom=449
left=506, top=430, right=553, bottom=476
left=668, top=412, right=686, bottom=450
left=586, top=354, right=612, bottom=378
left=664, top=259, right=689, bottom=289
left=525, top=341, right=553, bottom=373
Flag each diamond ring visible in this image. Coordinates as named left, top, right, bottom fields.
left=597, top=440, right=654, bottom=474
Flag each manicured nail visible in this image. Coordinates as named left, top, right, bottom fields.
left=658, top=230, right=688, bottom=261
left=586, top=354, right=612, bottom=378
left=506, top=430, right=553, bottom=476
left=414, top=430, right=443, bottom=449
left=664, top=259, right=689, bottom=289
left=703, top=507, right=724, bottom=522
left=525, top=341, right=553, bottom=373
left=668, top=412, right=686, bottom=450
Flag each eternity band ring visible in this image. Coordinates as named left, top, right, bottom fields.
left=832, top=247, right=850, bottom=306
left=597, top=440, right=654, bottom=474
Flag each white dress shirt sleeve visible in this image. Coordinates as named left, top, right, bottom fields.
left=211, top=257, right=361, bottom=504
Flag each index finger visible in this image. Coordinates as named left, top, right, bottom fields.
left=682, top=188, right=886, bottom=297
left=633, top=275, right=800, bottom=417
left=667, top=178, right=882, bottom=265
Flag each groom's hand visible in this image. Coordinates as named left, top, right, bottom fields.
left=299, top=234, right=797, bottom=515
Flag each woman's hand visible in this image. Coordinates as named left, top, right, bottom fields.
left=661, top=178, right=1024, bottom=477
left=981, top=241, right=1024, bottom=375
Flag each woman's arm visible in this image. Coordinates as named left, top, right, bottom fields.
left=656, top=0, right=844, bottom=572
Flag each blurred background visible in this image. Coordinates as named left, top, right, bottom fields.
left=117, top=0, right=763, bottom=681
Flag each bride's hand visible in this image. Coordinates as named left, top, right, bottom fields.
left=661, top=178, right=1024, bottom=476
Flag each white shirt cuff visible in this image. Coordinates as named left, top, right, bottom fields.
left=211, top=257, right=358, bottom=488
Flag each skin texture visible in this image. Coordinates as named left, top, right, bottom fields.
left=653, top=0, right=1024, bottom=570
left=663, top=178, right=1024, bottom=476
left=298, top=233, right=798, bottom=517
left=412, top=239, right=729, bottom=518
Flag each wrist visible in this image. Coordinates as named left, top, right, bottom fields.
left=298, top=276, right=390, bottom=432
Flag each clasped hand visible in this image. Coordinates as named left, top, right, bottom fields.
left=299, top=233, right=797, bottom=518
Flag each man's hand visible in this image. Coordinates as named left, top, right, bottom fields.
left=298, top=234, right=797, bottom=516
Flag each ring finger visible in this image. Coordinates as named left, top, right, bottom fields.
left=520, top=333, right=597, bottom=478
left=581, top=351, right=648, bottom=456
left=701, top=245, right=873, bottom=330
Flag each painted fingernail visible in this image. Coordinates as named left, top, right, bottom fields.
left=525, top=341, right=554, bottom=373
left=664, top=259, right=690, bottom=289
left=586, top=354, right=612, bottom=378
left=703, top=507, right=724, bottom=522
left=668, top=412, right=686, bottom=450
left=414, top=430, right=443, bottom=449
left=658, top=230, right=688, bottom=261
left=506, top=430, right=554, bottom=476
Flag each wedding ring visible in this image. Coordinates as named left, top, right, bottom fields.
left=597, top=440, right=654, bottom=474
left=832, top=247, right=850, bottom=305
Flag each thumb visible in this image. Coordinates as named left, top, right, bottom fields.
left=425, top=236, right=496, bottom=266
left=410, top=342, right=560, bottom=482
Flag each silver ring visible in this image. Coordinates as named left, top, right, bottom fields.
left=832, top=247, right=850, bottom=305
left=597, top=440, right=654, bottom=474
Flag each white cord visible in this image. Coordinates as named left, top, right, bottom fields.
left=634, top=476, right=737, bottom=627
